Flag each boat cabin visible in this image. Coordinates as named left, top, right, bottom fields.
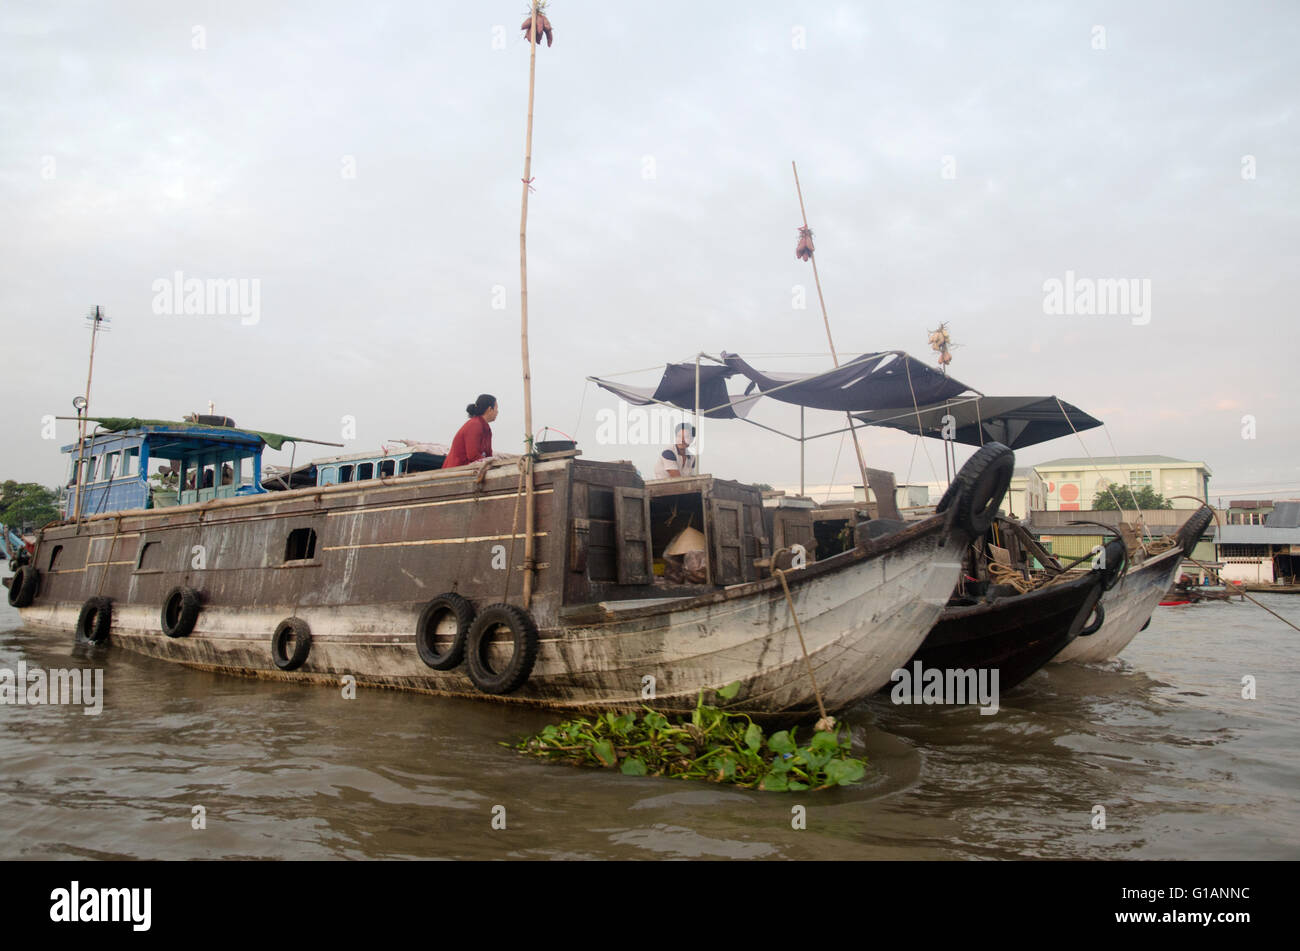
left=60, top=424, right=267, bottom=518
left=263, top=448, right=446, bottom=491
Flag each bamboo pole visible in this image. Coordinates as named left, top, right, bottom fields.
left=518, top=3, right=541, bottom=608
left=791, top=161, right=872, bottom=503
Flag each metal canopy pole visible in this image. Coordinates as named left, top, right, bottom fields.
left=790, top=407, right=800, bottom=493
left=694, top=353, right=701, bottom=473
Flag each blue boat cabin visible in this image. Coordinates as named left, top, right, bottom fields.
left=262, top=449, right=444, bottom=490
left=61, top=424, right=267, bottom=519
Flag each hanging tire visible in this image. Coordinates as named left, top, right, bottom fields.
left=465, top=604, right=539, bottom=695
left=1079, top=603, right=1105, bottom=637
left=947, top=442, right=1015, bottom=536
left=1097, top=538, right=1128, bottom=591
left=415, top=593, right=475, bottom=670
left=76, top=597, right=112, bottom=643
left=7, top=565, right=39, bottom=608
left=161, top=586, right=202, bottom=638
left=1178, top=505, right=1214, bottom=557
left=271, top=617, right=312, bottom=671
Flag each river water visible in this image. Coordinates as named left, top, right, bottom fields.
left=1, top=594, right=1296, bottom=860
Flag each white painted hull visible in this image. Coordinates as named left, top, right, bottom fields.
left=1051, top=546, right=1184, bottom=664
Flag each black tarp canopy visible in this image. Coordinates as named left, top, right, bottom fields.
left=590, top=363, right=756, bottom=419
left=852, top=396, right=1101, bottom=449
left=721, top=351, right=974, bottom=411
left=590, top=351, right=975, bottom=417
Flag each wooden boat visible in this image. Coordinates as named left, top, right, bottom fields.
left=6, top=421, right=1011, bottom=719
left=1051, top=504, right=1214, bottom=663
left=909, top=536, right=1126, bottom=691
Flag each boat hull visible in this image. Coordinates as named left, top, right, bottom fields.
left=18, top=460, right=968, bottom=718
left=911, top=568, right=1107, bottom=691
left=1051, top=545, right=1184, bottom=663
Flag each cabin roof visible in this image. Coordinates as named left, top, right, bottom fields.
left=69, top=417, right=304, bottom=451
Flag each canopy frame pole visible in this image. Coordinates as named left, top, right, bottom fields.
left=800, top=406, right=805, bottom=497
left=792, top=161, right=872, bottom=505
left=694, top=353, right=701, bottom=473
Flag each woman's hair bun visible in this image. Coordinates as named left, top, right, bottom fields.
left=466, top=403, right=478, bottom=416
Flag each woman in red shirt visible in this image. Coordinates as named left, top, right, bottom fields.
left=444, top=394, right=498, bottom=468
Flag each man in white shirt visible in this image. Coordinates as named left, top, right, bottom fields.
left=653, top=423, right=697, bottom=479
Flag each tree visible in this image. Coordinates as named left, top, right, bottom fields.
left=0, top=481, right=61, bottom=530
left=1091, top=484, right=1172, bottom=511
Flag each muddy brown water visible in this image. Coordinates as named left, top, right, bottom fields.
left=1, top=595, right=1297, bottom=860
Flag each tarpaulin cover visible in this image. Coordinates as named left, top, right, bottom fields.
left=853, top=396, right=1101, bottom=449
left=590, top=363, right=756, bottom=419
left=85, top=417, right=304, bottom=451
left=721, top=351, right=973, bottom=412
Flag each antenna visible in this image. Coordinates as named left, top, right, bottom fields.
left=71, top=305, right=110, bottom=527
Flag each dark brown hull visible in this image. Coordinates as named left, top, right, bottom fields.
left=910, top=569, right=1106, bottom=691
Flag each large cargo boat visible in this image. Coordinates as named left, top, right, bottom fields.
left=6, top=418, right=1012, bottom=718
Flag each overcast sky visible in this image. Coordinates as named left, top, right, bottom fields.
left=2, top=1, right=1297, bottom=503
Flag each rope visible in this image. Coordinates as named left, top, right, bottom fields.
left=770, top=547, right=833, bottom=731
left=1152, top=499, right=1300, bottom=633
left=570, top=378, right=590, bottom=452
left=901, top=359, right=943, bottom=491
left=1054, top=397, right=1145, bottom=536
left=501, top=458, right=527, bottom=603
left=1100, top=423, right=1156, bottom=546
left=823, top=431, right=846, bottom=503
left=94, top=514, right=123, bottom=597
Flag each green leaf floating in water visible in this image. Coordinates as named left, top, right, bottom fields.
left=511, top=683, right=868, bottom=791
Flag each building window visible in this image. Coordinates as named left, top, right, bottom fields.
left=1129, top=470, right=1152, bottom=488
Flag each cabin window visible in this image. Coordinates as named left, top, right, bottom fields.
left=102, top=452, right=118, bottom=481
left=285, top=528, right=317, bottom=562
left=122, top=448, right=138, bottom=477
left=320, top=467, right=338, bottom=486
left=86, top=456, right=99, bottom=482
left=137, top=541, right=163, bottom=570
left=398, top=459, right=409, bottom=474
left=48, top=545, right=64, bottom=570
left=379, top=460, right=395, bottom=477
left=339, top=465, right=354, bottom=484
left=357, top=463, right=374, bottom=481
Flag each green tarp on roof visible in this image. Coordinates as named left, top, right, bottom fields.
left=86, top=417, right=304, bottom=452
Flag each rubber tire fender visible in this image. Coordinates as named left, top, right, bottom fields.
left=76, top=596, right=113, bottom=643
left=1079, top=602, right=1105, bottom=637
left=465, top=604, right=539, bottom=695
left=271, top=617, right=312, bottom=671
left=947, top=442, right=1015, bottom=537
left=1179, top=505, right=1215, bottom=558
left=161, top=586, right=202, bottom=638
left=1098, top=538, right=1128, bottom=591
left=415, top=593, right=475, bottom=670
left=7, top=564, right=39, bottom=608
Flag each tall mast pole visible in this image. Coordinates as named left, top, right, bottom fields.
left=72, top=305, right=105, bottom=528
left=791, top=161, right=871, bottom=503
left=518, top=2, right=544, bottom=607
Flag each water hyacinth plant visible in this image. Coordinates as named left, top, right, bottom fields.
left=511, top=683, right=868, bottom=791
